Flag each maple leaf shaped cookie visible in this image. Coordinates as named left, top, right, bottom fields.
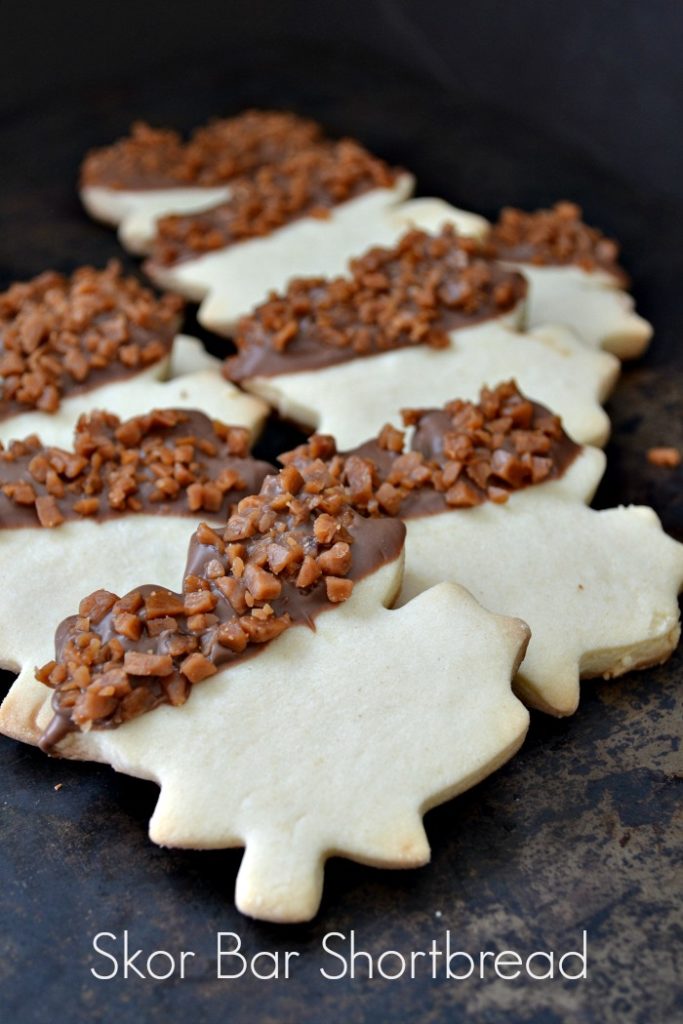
left=0, top=262, right=266, bottom=447
left=226, top=228, right=619, bottom=448
left=399, top=462, right=683, bottom=715
left=286, top=381, right=683, bottom=717
left=1, top=460, right=529, bottom=923
left=483, top=201, right=652, bottom=358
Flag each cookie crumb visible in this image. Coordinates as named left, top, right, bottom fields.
left=647, top=446, right=681, bottom=468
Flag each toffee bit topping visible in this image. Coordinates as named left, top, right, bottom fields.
left=226, top=226, right=526, bottom=381
left=0, top=409, right=272, bottom=527
left=0, top=262, right=182, bottom=420
left=484, top=201, right=626, bottom=279
left=37, top=460, right=405, bottom=744
left=147, top=140, right=399, bottom=267
left=81, top=110, right=323, bottom=190
left=647, top=446, right=681, bottom=468
left=280, top=381, right=581, bottom=516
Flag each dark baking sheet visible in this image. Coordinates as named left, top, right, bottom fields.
left=1, top=42, right=681, bottom=1024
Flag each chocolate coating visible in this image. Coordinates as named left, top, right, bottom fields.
left=80, top=111, right=323, bottom=191
left=227, top=227, right=526, bottom=381
left=0, top=409, right=273, bottom=528
left=38, top=463, right=405, bottom=749
left=484, top=201, right=628, bottom=284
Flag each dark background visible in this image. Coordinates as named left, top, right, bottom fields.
left=3, top=0, right=683, bottom=205
left=1, top=2, right=682, bottom=1023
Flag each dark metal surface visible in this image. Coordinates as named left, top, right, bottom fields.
left=0, top=44, right=681, bottom=1024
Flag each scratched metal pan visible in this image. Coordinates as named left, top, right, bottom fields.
left=0, top=41, right=681, bottom=1024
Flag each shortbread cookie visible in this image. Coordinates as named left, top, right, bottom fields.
left=282, top=382, right=683, bottom=716
left=483, top=202, right=652, bottom=358
left=226, top=228, right=620, bottom=447
left=143, top=143, right=488, bottom=335
left=4, top=462, right=529, bottom=922
left=0, top=406, right=274, bottom=741
left=0, top=262, right=267, bottom=446
left=80, top=111, right=323, bottom=254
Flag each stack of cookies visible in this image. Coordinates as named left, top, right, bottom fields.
left=0, top=109, right=679, bottom=924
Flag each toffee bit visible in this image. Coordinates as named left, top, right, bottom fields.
left=326, top=576, right=354, bottom=603
left=123, top=652, right=174, bottom=677
left=180, top=652, right=218, bottom=684
left=37, top=454, right=405, bottom=745
left=647, top=447, right=681, bottom=468
left=79, top=589, right=117, bottom=624
left=34, top=494, right=64, bottom=528
left=0, top=262, right=182, bottom=418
